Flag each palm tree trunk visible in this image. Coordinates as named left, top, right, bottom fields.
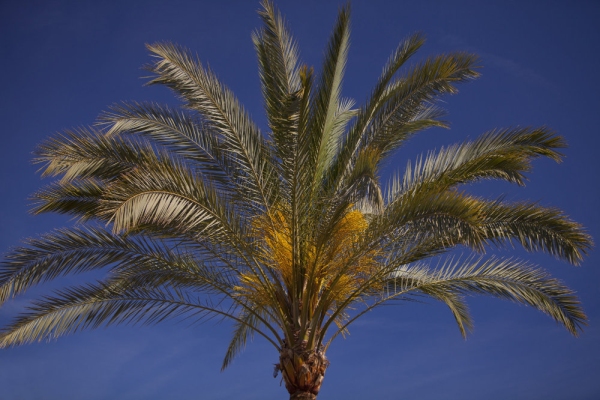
left=276, top=341, right=329, bottom=400
left=290, top=391, right=317, bottom=400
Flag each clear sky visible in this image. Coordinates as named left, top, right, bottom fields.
left=1, top=1, right=599, bottom=399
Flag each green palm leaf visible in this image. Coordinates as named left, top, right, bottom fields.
left=145, top=42, right=278, bottom=212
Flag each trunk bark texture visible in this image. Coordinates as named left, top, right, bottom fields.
left=276, top=340, right=329, bottom=400
left=289, top=392, right=317, bottom=400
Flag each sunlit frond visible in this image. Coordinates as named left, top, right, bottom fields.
left=99, top=102, right=231, bottom=184
left=254, top=0, right=301, bottom=167
left=308, top=4, right=351, bottom=190
left=392, top=127, right=565, bottom=200
left=34, top=127, right=159, bottom=182
left=146, top=42, right=278, bottom=212
left=99, top=155, right=242, bottom=243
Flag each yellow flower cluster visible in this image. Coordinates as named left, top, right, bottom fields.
left=235, top=206, right=380, bottom=309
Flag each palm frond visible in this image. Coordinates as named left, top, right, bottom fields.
left=323, top=256, right=586, bottom=348
left=307, top=4, right=351, bottom=191
left=391, top=127, right=565, bottom=201
left=110, top=259, right=286, bottom=342
left=99, top=154, right=241, bottom=242
left=330, top=33, right=426, bottom=191
left=366, top=52, right=480, bottom=153
left=368, top=105, right=448, bottom=157
left=0, top=281, right=263, bottom=349
left=30, top=178, right=105, bottom=221
left=377, top=189, right=591, bottom=266
left=221, top=307, right=262, bottom=371
left=34, top=127, right=159, bottom=183
left=0, top=226, right=199, bottom=305
left=145, top=42, right=278, bottom=212
left=329, top=51, right=479, bottom=199
left=253, top=0, right=301, bottom=170
left=478, top=199, right=592, bottom=264
left=391, top=257, right=587, bottom=335
left=99, top=102, right=232, bottom=185
left=339, top=147, right=384, bottom=214
left=381, top=190, right=489, bottom=252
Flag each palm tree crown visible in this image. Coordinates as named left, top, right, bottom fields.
left=0, top=1, right=591, bottom=399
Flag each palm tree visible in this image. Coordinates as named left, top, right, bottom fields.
left=0, top=1, right=592, bottom=399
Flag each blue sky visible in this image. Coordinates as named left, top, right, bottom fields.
left=1, top=1, right=599, bottom=399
